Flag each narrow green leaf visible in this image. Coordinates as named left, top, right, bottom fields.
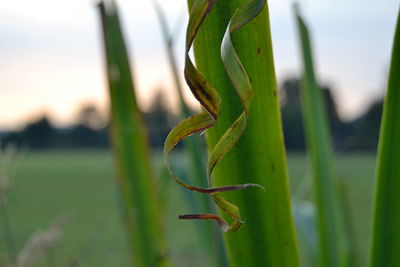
left=184, top=0, right=300, bottom=265
left=97, top=2, right=169, bottom=266
left=338, top=179, right=362, bottom=267
left=294, top=6, right=346, bottom=267
left=369, top=7, right=400, bottom=267
left=152, top=1, right=191, bottom=118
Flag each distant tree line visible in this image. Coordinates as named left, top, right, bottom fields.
left=1, top=80, right=383, bottom=152
left=0, top=107, right=110, bottom=150
left=281, top=78, right=383, bottom=152
left=0, top=91, right=180, bottom=151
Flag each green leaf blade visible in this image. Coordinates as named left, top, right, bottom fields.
left=369, top=7, right=400, bottom=267
left=97, top=2, right=169, bottom=266
left=294, top=8, right=346, bottom=267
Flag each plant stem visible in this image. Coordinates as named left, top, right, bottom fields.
left=187, top=0, right=300, bottom=265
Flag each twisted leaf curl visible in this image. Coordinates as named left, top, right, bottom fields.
left=164, top=0, right=266, bottom=232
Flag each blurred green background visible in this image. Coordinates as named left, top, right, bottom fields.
left=0, top=150, right=375, bottom=266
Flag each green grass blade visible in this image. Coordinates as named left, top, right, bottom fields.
left=152, top=1, right=192, bottom=118
left=338, top=179, right=362, bottom=267
left=97, top=2, right=169, bottom=266
left=294, top=7, right=345, bottom=267
left=369, top=7, right=400, bottom=267
left=184, top=0, right=300, bottom=265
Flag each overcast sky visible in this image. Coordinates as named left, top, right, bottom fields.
left=0, top=0, right=399, bottom=130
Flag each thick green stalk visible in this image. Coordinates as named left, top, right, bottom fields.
left=97, top=2, right=169, bottom=266
left=294, top=8, right=345, bottom=267
left=187, top=0, right=300, bottom=265
left=369, top=7, right=400, bottom=267
left=153, top=3, right=228, bottom=266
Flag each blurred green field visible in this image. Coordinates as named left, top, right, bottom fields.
left=0, top=150, right=376, bottom=266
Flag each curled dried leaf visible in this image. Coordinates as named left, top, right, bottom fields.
left=164, top=0, right=266, bottom=232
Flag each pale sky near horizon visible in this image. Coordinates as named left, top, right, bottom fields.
left=0, top=0, right=399, bottom=130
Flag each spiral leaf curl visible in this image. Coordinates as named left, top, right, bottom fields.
left=164, top=0, right=266, bottom=232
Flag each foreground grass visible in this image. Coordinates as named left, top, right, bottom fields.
left=0, top=151, right=128, bottom=266
left=0, top=150, right=375, bottom=266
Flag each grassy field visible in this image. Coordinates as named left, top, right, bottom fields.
left=0, top=150, right=376, bottom=266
